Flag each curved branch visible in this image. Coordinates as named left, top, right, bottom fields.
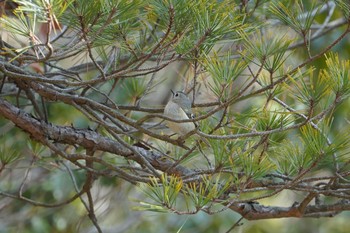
left=229, top=199, right=350, bottom=220
left=0, top=97, right=193, bottom=177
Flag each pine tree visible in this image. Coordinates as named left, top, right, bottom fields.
left=1, top=0, right=350, bottom=232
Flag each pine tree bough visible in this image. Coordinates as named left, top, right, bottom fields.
left=0, top=98, right=193, bottom=177
left=1, top=1, right=350, bottom=230
left=1, top=97, right=350, bottom=220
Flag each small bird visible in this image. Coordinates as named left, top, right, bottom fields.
left=163, top=90, right=197, bottom=137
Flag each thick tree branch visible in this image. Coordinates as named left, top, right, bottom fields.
left=229, top=199, right=350, bottom=220
left=0, top=97, right=193, bottom=177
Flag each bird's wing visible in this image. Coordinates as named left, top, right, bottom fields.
left=180, top=107, right=198, bottom=128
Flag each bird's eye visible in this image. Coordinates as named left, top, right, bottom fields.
left=175, top=93, right=179, bottom=97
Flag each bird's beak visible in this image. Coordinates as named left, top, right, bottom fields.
left=170, top=89, right=175, bottom=95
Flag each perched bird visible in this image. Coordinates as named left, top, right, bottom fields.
left=163, top=90, right=197, bottom=137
